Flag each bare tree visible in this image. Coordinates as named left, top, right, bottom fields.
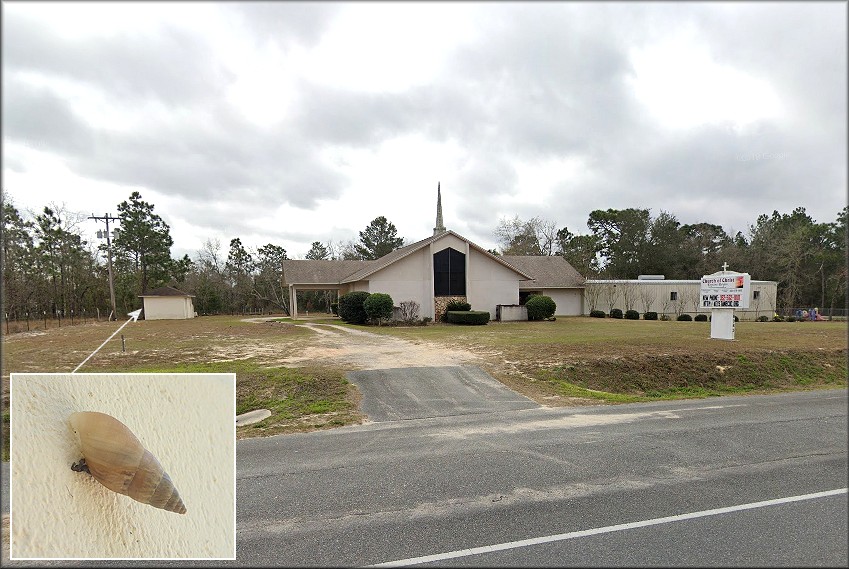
left=682, top=287, right=700, bottom=315
left=327, top=238, right=361, bottom=260
left=672, top=290, right=686, bottom=317
left=398, top=300, right=420, bottom=323
left=660, top=291, right=672, bottom=318
left=585, top=283, right=602, bottom=313
left=603, top=283, right=618, bottom=314
left=638, top=285, right=657, bottom=314
left=621, top=282, right=637, bottom=312
left=495, top=216, right=558, bottom=256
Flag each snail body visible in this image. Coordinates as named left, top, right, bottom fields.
left=69, top=411, right=187, bottom=514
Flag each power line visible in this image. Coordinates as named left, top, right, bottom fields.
left=89, top=213, right=120, bottom=321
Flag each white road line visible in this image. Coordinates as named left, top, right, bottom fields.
left=369, top=488, right=848, bottom=567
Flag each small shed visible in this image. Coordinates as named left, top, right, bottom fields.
left=139, top=286, right=196, bottom=320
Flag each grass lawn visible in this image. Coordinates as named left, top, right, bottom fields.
left=2, top=314, right=846, bottom=459
left=349, top=317, right=848, bottom=404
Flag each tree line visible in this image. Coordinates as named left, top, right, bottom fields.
left=1, top=188, right=407, bottom=319
left=2, top=188, right=845, bottom=321
left=494, top=206, right=847, bottom=314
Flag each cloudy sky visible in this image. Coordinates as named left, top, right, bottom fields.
left=3, top=1, right=846, bottom=261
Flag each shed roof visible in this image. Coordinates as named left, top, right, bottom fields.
left=139, top=286, right=195, bottom=298
left=501, top=256, right=586, bottom=289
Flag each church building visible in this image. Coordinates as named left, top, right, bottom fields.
left=281, top=184, right=586, bottom=320
left=281, top=185, right=777, bottom=321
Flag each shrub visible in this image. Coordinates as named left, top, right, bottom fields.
left=660, top=314, right=670, bottom=321
left=624, top=310, right=640, bottom=320
left=330, top=303, right=338, bottom=315
left=447, top=310, right=490, bottom=325
left=590, top=309, right=606, bottom=318
left=398, top=300, right=420, bottom=322
left=677, top=314, right=693, bottom=321
left=610, top=308, right=623, bottom=319
left=363, top=292, right=394, bottom=324
left=756, top=315, right=769, bottom=322
left=772, top=315, right=784, bottom=322
left=694, top=314, right=708, bottom=322
left=643, top=311, right=658, bottom=320
left=445, top=300, right=471, bottom=312
left=338, top=291, right=370, bottom=324
left=526, top=295, right=556, bottom=321
left=786, top=316, right=796, bottom=322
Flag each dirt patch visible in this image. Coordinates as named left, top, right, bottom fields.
left=281, top=323, right=480, bottom=370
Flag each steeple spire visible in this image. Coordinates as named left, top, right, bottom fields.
left=433, top=182, right=446, bottom=235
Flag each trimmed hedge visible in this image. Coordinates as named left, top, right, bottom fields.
left=364, top=292, right=394, bottom=323
left=330, top=302, right=338, bottom=315
left=677, top=314, right=693, bottom=321
left=694, top=314, right=708, bottom=322
left=643, top=311, right=658, bottom=320
left=590, top=309, right=606, bottom=318
left=610, top=308, right=623, bottom=319
left=624, top=309, right=640, bottom=320
left=447, top=310, right=490, bottom=325
left=445, top=300, right=471, bottom=312
left=526, top=295, right=556, bottom=321
left=338, top=291, right=370, bottom=324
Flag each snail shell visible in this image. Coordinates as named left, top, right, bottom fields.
left=69, top=412, right=187, bottom=514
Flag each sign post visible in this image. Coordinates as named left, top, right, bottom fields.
left=700, top=264, right=750, bottom=340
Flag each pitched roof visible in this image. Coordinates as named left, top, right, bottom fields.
left=282, top=230, right=535, bottom=286
left=281, top=259, right=372, bottom=285
left=139, top=286, right=195, bottom=297
left=501, top=256, right=586, bottom=288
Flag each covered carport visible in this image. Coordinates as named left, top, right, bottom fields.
left=282, top=259, right=370, bottom=319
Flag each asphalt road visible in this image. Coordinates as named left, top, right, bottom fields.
left=234, top=389, right=848, bottom=567
left=346, top=365, right=539, bottom=421
left=4, top=384, right=847, bottom=566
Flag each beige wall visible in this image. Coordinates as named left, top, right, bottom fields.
left=541, top=289, right=584, bottom=316
left=468, top=249, right=523, bottom=318
left=142, top=296, right=195, bottom=320
left=367, top=247, right=433, bottom=316
left=10, top=373, right=235, bottom=559
left=356, top=235, right=525, bottom=321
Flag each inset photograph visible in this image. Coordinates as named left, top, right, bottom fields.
left=9, top=373, right=235, bottom=560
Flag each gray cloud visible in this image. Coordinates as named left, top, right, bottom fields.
left=2, top=2, right=844, bottom=258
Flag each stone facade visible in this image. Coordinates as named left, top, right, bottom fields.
left=434, top=296, right=468, bottom=322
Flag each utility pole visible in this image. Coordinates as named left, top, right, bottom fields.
left=89, top=213, right=119, bottom=321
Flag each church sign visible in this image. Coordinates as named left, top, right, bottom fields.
left=700, top=272, right=751, bottom=310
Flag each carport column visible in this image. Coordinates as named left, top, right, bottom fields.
left=289, top=284, right=298, bottom=319
left=427, top=242, right=436, bottom=320
left=464, top=240, right=470, bottom=307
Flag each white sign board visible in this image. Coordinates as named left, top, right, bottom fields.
left=699, top=272, right=751, bottom=310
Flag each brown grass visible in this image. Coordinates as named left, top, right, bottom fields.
left=2, top=315, right=846, bottom=451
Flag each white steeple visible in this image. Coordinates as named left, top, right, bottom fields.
left=433, top=182, right=446, bottom=235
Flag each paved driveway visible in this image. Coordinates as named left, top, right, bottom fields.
left=347, top=365, right=539, bottom=422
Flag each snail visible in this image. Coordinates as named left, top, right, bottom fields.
left=69, top=411, right=187, bottom=514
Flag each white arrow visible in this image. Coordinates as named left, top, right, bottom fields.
left=72, top=309, right=142, bottom=373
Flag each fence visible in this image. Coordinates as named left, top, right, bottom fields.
left=3, top=308, right=114, bottom=335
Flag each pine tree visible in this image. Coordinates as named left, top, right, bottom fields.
left=355, top=216, right=404, bottom=260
